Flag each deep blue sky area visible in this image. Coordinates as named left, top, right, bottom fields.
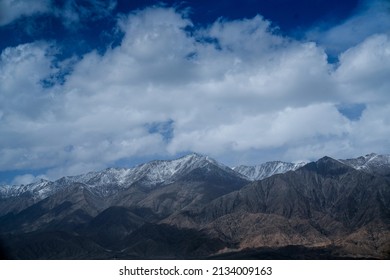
left=0, top=0, right=361, bottom=58
left=115, top=0, right=360, bottom=27
left=0, top=0, right=389, bottom=185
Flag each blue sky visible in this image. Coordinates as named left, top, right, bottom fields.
left=0, top=0, right=390, bottom=185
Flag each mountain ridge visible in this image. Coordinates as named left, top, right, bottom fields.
left=0, top=153, right=240, bottom=200
left=340, top=153, right=390, bottom=176
left=2, top=152, right=390, bottom=205
left=1, top=153, right=389, bottom=259
left=164, top=156, right=390, bottom=258
left=233, top=161, right=307, bottom=181
left=2, top=152, right=389, bottom=200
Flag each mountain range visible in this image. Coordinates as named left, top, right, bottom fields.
left=0, top=153, right=389, bottom=259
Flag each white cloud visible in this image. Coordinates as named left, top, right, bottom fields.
left=11, top=173, right=47, bottom=185
left=0, top=43, right=54, bottom=113
left=306, top=0, right=390, bottom=55
left=0, top=0, right=50, bottom=26
left=1, top=6, right=390, bottom=181
left=334, top=34, right=390, bottom=104
left=167, top=103, right=350, bottom=155
left=348, top=103, right=390, bottom=153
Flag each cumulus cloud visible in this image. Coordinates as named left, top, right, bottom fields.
left=11, top=173, right=48, bottom=185
left=335, top=34, right=390, bottom=104
left=307, top=0, right=390, bottom=56
left=1, top=6, right=390, bottom=183
left=0, top=42, right=56, bottom=114
left=0, top=0, right=50, bottom=26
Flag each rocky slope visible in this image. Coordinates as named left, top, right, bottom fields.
left=166, top=157, right=390, bottom=258
left=0, top=153, right=389, bottom=259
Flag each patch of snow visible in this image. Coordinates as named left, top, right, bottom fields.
left=2, top=153, right=388, bottom=201
left=340, top=153, right=390, bottom=175
left=233, top=161, right=307, bottom=181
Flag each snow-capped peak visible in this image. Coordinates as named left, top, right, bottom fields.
left=233, top=161, right=307, bottom=181
left=2, top=153, right=389, bottom=201
left=339, top=153, right=390, bottom=175
left=129, top=152, right=229, bottom=184
left=50, top=153, right=232, bottom=195
left=0, top=179, right=53, bottom=200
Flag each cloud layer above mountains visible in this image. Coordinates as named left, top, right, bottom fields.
left=1, top=3, right=390, bottom=183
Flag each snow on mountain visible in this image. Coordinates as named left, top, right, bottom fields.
left=0, top=179, right=54, bottom=200
left=63, top=153, right=235, bottom=187
left=339, top=153, right=390, bottom=175
left=233, top=161, right=307, bottom=181
left=0, top=153, right=237, bottom=199
left=2, top=153, right=389, bottom=200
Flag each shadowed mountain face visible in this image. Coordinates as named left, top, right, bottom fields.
left=0, top=154, right=389, bottom=259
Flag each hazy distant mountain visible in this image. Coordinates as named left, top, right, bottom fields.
left=0, top=153, right=389, bottom=259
